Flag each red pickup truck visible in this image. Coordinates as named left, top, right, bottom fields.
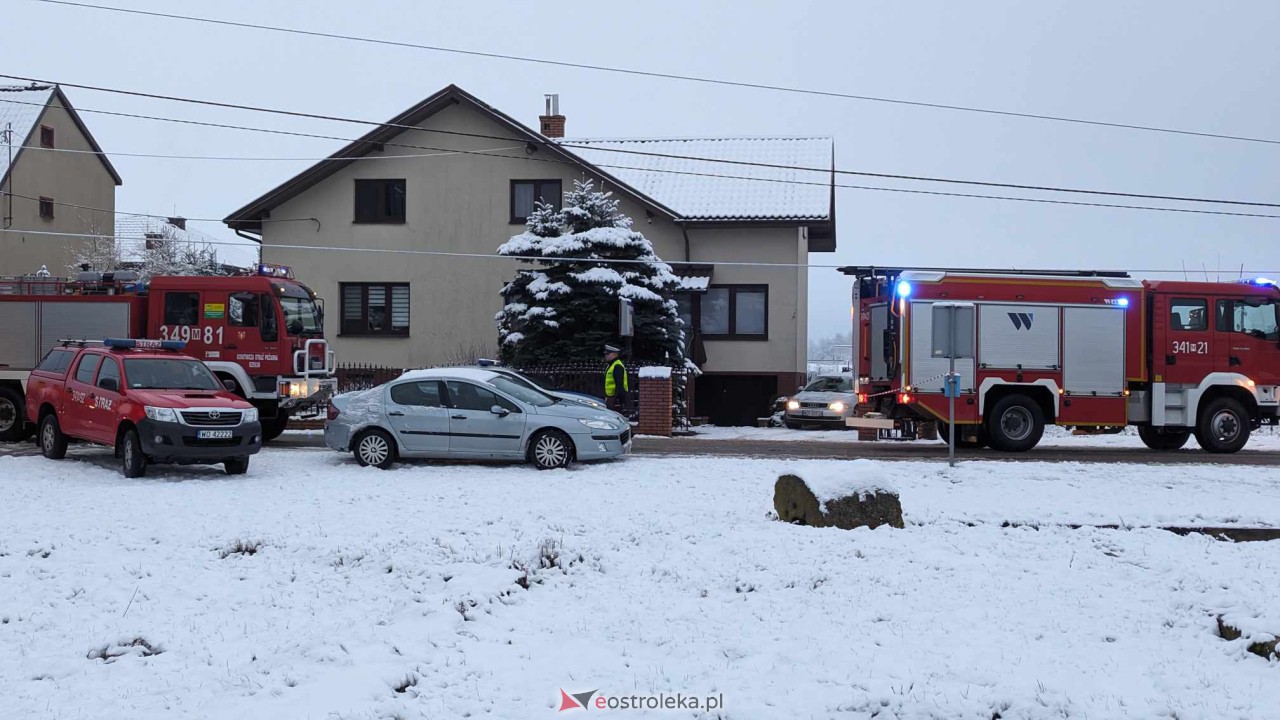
left=25, top=339, right=263, bottom=477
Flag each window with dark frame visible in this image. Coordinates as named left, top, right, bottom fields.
left=163, top=292, right=200, bottom=326
left=1170, top=299, right=1207, bottom=331
left=40, top=125, right=55, bottom=148
left=341, top=282, right=410, bottom=336
left=38, top=197, right=54, bottom=219
left=353, top=179, right=406, bottom=224
left=675, top=285, right=768, bottom=340
left=510, top=179, right=562, bottom=224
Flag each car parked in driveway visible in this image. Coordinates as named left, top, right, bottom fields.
left=324, top=368, right=631, bottom=470
left=783, top=374, right=856, bottom=429
left=25, top=338, right=261, bottom=477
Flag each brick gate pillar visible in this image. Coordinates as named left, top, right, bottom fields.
left=637, top=367, right=672, bottom=437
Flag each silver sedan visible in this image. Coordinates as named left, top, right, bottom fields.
left=324, top=368, right=632, bottom=470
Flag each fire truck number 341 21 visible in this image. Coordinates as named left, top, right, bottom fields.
left=160, top=325, right=224, bottom=344
left=1172, top=340, right=1209, bottom=355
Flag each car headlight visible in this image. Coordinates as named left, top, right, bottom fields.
left=578, top=419, right=618, bottom=431
left=144, top=406, right=178, bottom=423
left=786, top=400, right=800, bottom=411
left=828, top=401, right=846, bottom=413
left=242, top=407, right=259, bottom=423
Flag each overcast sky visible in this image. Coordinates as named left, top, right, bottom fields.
left=4, top=0, right=1277, bottom=339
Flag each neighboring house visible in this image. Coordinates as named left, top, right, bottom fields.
left=114, top=215, right=249, bottom=275
left=0, top=83, right=121, bottom=277
left=224, top=85, right=835, bottom=425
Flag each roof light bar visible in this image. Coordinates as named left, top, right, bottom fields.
left=103, top=338, right=187, bottom=350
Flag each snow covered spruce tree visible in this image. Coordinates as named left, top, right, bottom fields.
left=496, top=180, right=692, bottom=371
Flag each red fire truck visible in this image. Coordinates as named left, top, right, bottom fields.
left=0, top=265, right=335, bottom=442
left=842, top=267, right=1280, bottom=453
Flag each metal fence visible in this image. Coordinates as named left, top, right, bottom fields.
left=335, top=363, right=404, bottom=393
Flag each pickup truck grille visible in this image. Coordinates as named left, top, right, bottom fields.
left=181, top=411, right=242, bottom=427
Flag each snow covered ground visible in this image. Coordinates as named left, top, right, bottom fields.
left=681, top=423, right=1280, bottom=450
left=2, top=447, right=1278, bottom=719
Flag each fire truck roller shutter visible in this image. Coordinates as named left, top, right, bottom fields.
left=0, top=302, right=39, bottom=370
left=978, top=303, right=1060, bottom=370
left=39, top=303, right=131, bottom=359
left=909, top=301, right=975, bottom=392
left=869, top=304, right=890, bottom=381
left=1063, top=307, right=1126, bottom=394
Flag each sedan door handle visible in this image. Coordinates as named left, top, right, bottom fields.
left=388, top=411, right=405, bottom=416
left=450, top=414, right=467, bottom=420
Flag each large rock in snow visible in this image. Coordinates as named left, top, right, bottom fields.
left=773, top=474, right=903, bottom=530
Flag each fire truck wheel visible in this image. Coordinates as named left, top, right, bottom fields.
left=39, top=413, right=68, bottom=460
left=353, top=429, right=397, bottom=469
left=0, top=387, right=26, bottom=442
left=260, top=416, right=288, bottom=442
left=1137, top=425, right=1191, bottom=451
left=224, top=456, right=250, bottom=475
left=985, top=395, right=1045, bottom=452
left=120, top=428, right=148, bottom=478
left=1195, top=397, right=1251, bottom=454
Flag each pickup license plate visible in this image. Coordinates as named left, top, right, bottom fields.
left=197, top=430, right=233, bottom=440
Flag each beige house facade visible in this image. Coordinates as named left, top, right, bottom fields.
left=0, top=84, right=120, bottom=277
left=226, top=85, right=835, bottom=424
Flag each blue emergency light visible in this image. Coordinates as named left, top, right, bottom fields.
left=896, top=280, right=912, bottom=298
left=1116, top=297, right=1130, bottom=308
left=103, top=338, right=187, bottom=350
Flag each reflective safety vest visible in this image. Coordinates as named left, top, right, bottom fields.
left=604, top=359, right=629, bottom=396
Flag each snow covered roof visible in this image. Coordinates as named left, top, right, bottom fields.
left=114, top=215, right=254, bottom=268
left=0, top=84, right=55, bottom=183
left=561, top=137, right=833, bottom=222
left=0, top=83, right=122, bottom=186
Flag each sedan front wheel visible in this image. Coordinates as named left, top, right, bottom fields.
left=530, top=430, right=573, bottom=470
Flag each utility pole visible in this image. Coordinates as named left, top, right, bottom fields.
left=2, top=122, right=12, bottom=229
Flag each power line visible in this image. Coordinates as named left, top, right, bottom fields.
left=6, top=142, right=524, bottom=162
left=6, top=138, right=1280, bottom=222
left=4, top=74, right=1279, bottom=209
left=30, top=0, right=1280, bottom=148
left=4, top=227, right=1273, bottom=275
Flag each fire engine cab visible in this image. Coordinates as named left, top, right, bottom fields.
left=0, top=264, right=335, bottom=443
left=842, top=266, right=1280, bottom=453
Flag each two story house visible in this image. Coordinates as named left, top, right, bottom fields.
left=224, top=85, right=835, bottom=425
left=0, top=83, right=121, bottom=277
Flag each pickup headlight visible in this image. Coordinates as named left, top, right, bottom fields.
left=242, top=407, right=259, bottom=423
left=828, top=401, right=847, bottom=413
left=144, top=406, right=178, bottom=423
left=578, top=419, right=618, bottom=431
left=786, top=400, right=800, bottom=411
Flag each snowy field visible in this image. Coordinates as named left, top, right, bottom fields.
left=2, top=447, right=1278, bottom=719
left=681, top=423, right=1280, bottom=450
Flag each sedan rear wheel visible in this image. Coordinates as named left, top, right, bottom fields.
left=530, top=430, right=572, bottom=470
left=354, top=429, right=396, bottom=469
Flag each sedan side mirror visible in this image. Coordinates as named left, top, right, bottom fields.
left=490, top=405, right=510, bottom=417
left=223, top=378, right=237, bottom=392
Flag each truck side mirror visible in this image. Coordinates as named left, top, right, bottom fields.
left=222, top=378, right=237, bottom=392
left=98, top=377, right=118, bottom=393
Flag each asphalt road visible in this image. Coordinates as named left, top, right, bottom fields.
left=267, top=432, right=1280, bottom=466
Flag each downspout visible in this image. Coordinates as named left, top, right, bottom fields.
left=234, top=227, right=264, bottom=266
left=679, top=222, right=691, bottom=262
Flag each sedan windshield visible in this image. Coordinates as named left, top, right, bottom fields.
left=124, top=359, right=222, bottom=390
left=803, top=376, right=853, bottom=393
left=487, top=376, right=555, bottom=407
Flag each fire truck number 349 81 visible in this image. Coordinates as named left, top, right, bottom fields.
left=1171, top=340, right=1209, bottom=355
left=159, top=325, right=224, bottom=344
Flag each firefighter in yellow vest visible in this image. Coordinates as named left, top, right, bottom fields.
left=603, top=344, right=629, bottom=412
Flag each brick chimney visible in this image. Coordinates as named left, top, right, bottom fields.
left=166, top=216, right=187, bottom=230
left=539, top=94, right=565, bottom=138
